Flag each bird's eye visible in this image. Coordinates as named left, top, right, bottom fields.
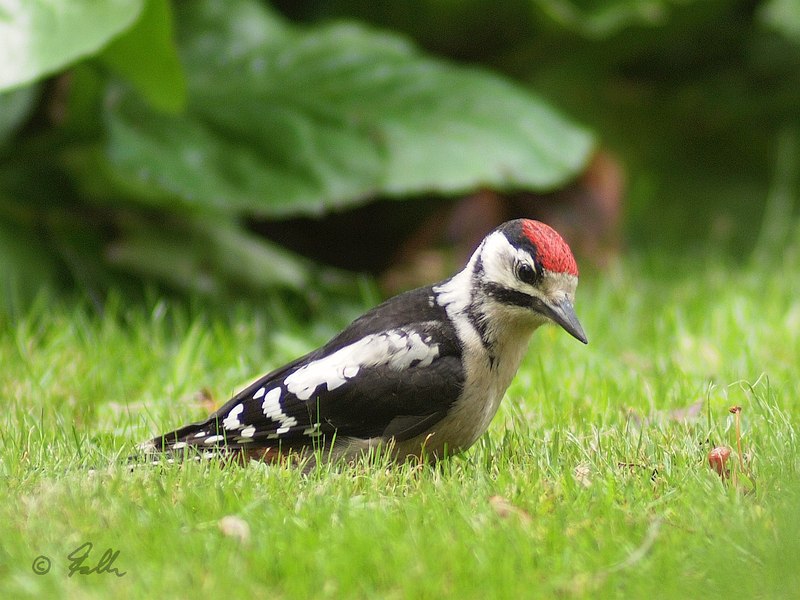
left=516, top=262, right=539, bottom=285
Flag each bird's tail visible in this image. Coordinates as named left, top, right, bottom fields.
left=129, top=420, right=288, bottom=466
left=130, top=419, right=226, bottom=464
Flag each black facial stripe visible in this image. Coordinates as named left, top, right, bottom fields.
left=468, top=255, right=493, bottom=354
left=467, top=301, right=493, bottom=359
left=483, top=283, right=537, bottom=309
left=472, top=254, right=484, bottom=277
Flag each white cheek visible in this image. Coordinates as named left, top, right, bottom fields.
left=480, top=233, right=519, bottom=289
left=480, top=232, right=557, bottom=298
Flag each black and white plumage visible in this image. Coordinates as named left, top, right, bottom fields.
left=138, top=219, right=587, bottom=465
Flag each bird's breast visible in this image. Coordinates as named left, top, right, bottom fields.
left=393, top=333, right=532, bottom=460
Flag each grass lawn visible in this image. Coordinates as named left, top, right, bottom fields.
left=1, top=252, right=799, bottom=599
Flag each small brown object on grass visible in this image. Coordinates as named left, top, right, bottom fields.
left=489, top=495, right=532, bottom=525
left=708, top=446, right=731, bottom=479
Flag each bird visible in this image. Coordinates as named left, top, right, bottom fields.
left=137, top=219, right=587, bottom=467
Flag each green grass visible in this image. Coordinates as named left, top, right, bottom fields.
left=1, top=253, right=799, bottom=599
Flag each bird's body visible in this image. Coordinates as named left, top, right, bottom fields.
left=139, top=219, right=587, bottom=466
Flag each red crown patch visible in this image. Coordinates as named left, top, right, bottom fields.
left=521, top=220, right=578, bottom=277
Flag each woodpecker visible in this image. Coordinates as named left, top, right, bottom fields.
left=138, top=219, right=587, bottom=465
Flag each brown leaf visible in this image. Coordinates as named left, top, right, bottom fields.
left=708, top=446, right=732, bottom=479
left=489, top=495, right=532, bottom=525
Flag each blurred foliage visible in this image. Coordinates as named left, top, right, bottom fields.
left=0, top=0, right=593, bottom=309
left=0, top=0, right=144, bottom=90
left=283, top=0, right=800, bottom=249
left=101, top=0, right=591, bottom=215
left=760, top=0, right=800, bottom=42
left=1, top=0, right=799, bottom=311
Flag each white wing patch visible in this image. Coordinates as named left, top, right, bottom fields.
left=222, top=403, right=244, bottom=430
left=283, top=329, right=440, bottom=401
left=261, top=386, right=297, bottom=434
left=261, top=387, right=282, bottom=418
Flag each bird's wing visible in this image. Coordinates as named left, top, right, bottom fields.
left=149, top=286, right=465, bottom=452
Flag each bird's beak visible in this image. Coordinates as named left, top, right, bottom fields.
left=541, top=296, right=588, bottom=344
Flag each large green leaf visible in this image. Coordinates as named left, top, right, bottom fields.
left=99, top=0, right=186, bottom=113
left=106, top=215, right=340, bottom=295
left=0, top=85, right=39, bottom=146
left=0, top=0, right=143, bottom=91
left=103, top=0, right=593, bottom=217
left=760, top=0, right=800, bottom=43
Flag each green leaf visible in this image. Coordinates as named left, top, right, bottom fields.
left=0, top=85, right=39, bottom=146
left=0, top=0, right=143, bottom=92
left=530, top=0, right=680, bottom=38
left=107, top=216, right=330, bottom=294
left=99, top=0, right=186, bottom=113
left=102, top=0, right=593, bottom=218
left=760, top=0, right=800, bottom=43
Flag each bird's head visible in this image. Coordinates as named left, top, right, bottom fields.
left=471, top=219, right=587, bottom=344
